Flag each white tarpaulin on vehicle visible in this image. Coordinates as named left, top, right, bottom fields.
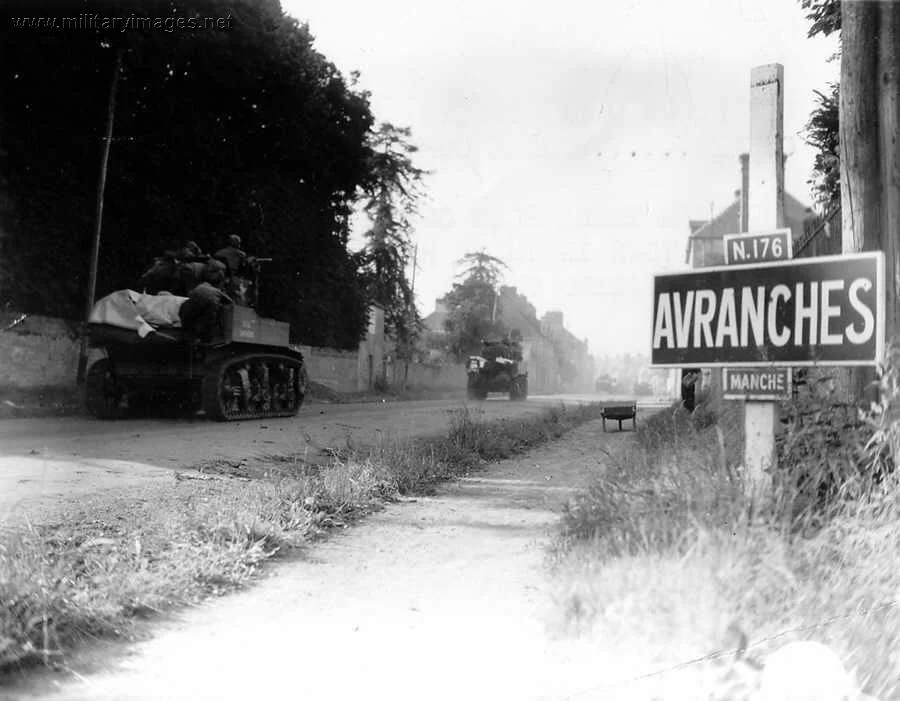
left=89, top=290, right=187, bottom=335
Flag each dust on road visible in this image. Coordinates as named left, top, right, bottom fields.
left=5, top=417, right=640, bottom=701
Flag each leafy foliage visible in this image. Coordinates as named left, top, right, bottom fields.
left=455, top=249, right=508, bottom=287
left=802, top=83, right=841, bottom=212
left=0, top=0, right=382, bottom=348
left=360, top=123, right=428, bottom=360
left=799, top=0, right=841, bottom=38
left=798, top=0, right=842, bottom=213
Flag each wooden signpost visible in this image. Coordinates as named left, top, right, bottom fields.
left=650, top=64, right=886, bottom=512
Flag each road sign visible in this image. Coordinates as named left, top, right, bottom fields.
left=723, top=367, right=791, bottom=400
left=722, top=228, right=793, bottom=399
left=724, top=228, right=792, bottom=264
left=651, top=251, right=884, bottom=368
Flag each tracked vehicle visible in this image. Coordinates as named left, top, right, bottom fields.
left=85, top=273, right=308, bottom=422
left=466, top=337, right=528, bottom=401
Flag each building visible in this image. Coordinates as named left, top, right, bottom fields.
left=423, top=298, right=450, bottom=336
left=685, top=153, right=819, bottom=268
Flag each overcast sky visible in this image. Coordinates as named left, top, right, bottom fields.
left=283, top=0, right=839, bottom=358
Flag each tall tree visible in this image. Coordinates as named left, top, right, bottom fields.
left=0, top=0, right=378, bottom=349
left=455, top=250, right=508, bottom=288
left=360, top=123, right=427, bottom=361
left=441, top=251, right=508, bottom=359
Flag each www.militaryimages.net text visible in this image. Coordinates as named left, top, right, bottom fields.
left=9, top=13, right=233, bottom=32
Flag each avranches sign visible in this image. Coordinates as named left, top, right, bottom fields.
left=650, top=252, right=885, bottom=368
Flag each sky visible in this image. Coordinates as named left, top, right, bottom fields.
left=283, top=0, right=840, bottom=358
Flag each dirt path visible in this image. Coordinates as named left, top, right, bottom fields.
left=6, top=418, right=639, bottom=701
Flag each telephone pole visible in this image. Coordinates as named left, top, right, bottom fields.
left=77, top=49, right=121, bottom=385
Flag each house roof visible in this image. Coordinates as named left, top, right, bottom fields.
left=422, top=306, right=448, bottom=334
left=685, top=192, right=816, bottom=263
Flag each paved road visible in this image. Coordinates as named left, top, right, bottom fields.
left=0, top=393, right=668, bottom=525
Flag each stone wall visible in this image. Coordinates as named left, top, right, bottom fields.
left=0, top=305, right=465, bottom=398
left=385, top=359, right=466, bottom=391
left=0, top=315, right=84, bottom=390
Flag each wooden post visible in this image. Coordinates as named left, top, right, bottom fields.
left=77, top=49, right=121, bottom=385
left=744, top=64, right=784, bottom=510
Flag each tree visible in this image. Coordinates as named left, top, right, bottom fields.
left=804, top=83, right=840, bottom=212
left=799, top=0, right=841, bottom=38
left=800, top=0, right=841, bottom=212
left=455, top=250, right=508, bottom=287
left=0, top=0, right=379, bottom=349
left=360, top=123, right=428, bottom=362
left=441, top=251, right=508, bottom=359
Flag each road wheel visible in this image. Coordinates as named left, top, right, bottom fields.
left=85, top=358, right=125, bottom=419
left=202, top=363, right=239, bottom=421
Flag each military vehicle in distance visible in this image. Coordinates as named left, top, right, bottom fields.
left=466, top=336, right=528, bottom=401
left=84, top=260, right=308, bottom=422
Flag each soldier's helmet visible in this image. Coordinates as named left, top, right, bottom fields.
left=204, top=259, right=227, bottom=285
left=228, top=234, right=242, bottom=248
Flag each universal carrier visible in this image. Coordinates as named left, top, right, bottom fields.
left=84, top=266, right=308, bottom=421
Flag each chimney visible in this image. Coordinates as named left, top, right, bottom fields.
left=739, top=153, right=749, bottom=233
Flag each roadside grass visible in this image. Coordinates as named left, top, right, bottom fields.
left=550, top=386, right=900, bottom=700
left=0, top=400, right=604, bottom=674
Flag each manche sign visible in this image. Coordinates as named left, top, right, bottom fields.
left=650, top=252, right=884, bottom=368
left=723, top=368, right=791, bottom=401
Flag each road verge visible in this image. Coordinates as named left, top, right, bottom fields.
left=1, top=401, right=604, bottom=675
left=548, top=389, right=900, bottom=699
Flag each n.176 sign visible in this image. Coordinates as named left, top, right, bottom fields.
left=724, top=228, right=792, bottom=264
left=650, top=252, right=884, bottom=368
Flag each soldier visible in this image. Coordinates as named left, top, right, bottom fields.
left=176, top=241, right=211, bottom=293
left=214, top=234, right=258, bottom=305
left=177, top=260, right=231, bottom=342
left=214, top=235, right=248, bottom=277
left=139, top=250, right=184, bottom=295
left=178, top=240, right=205, bottom=260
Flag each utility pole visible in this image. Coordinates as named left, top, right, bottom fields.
left=77, top=49, right=122, bottom=385
left=840, top=1, right=900, bottom=402
left=404, top=243, right=418, bottom=386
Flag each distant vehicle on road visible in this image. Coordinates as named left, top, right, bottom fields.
left=632, top=381, right=653, bottom=397
left=595, top=374, right=618, bottom=393
left=466, top=337, right=528, bottom=401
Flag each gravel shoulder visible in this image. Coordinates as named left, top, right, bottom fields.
left=4, top=417, right=639, bottom=701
